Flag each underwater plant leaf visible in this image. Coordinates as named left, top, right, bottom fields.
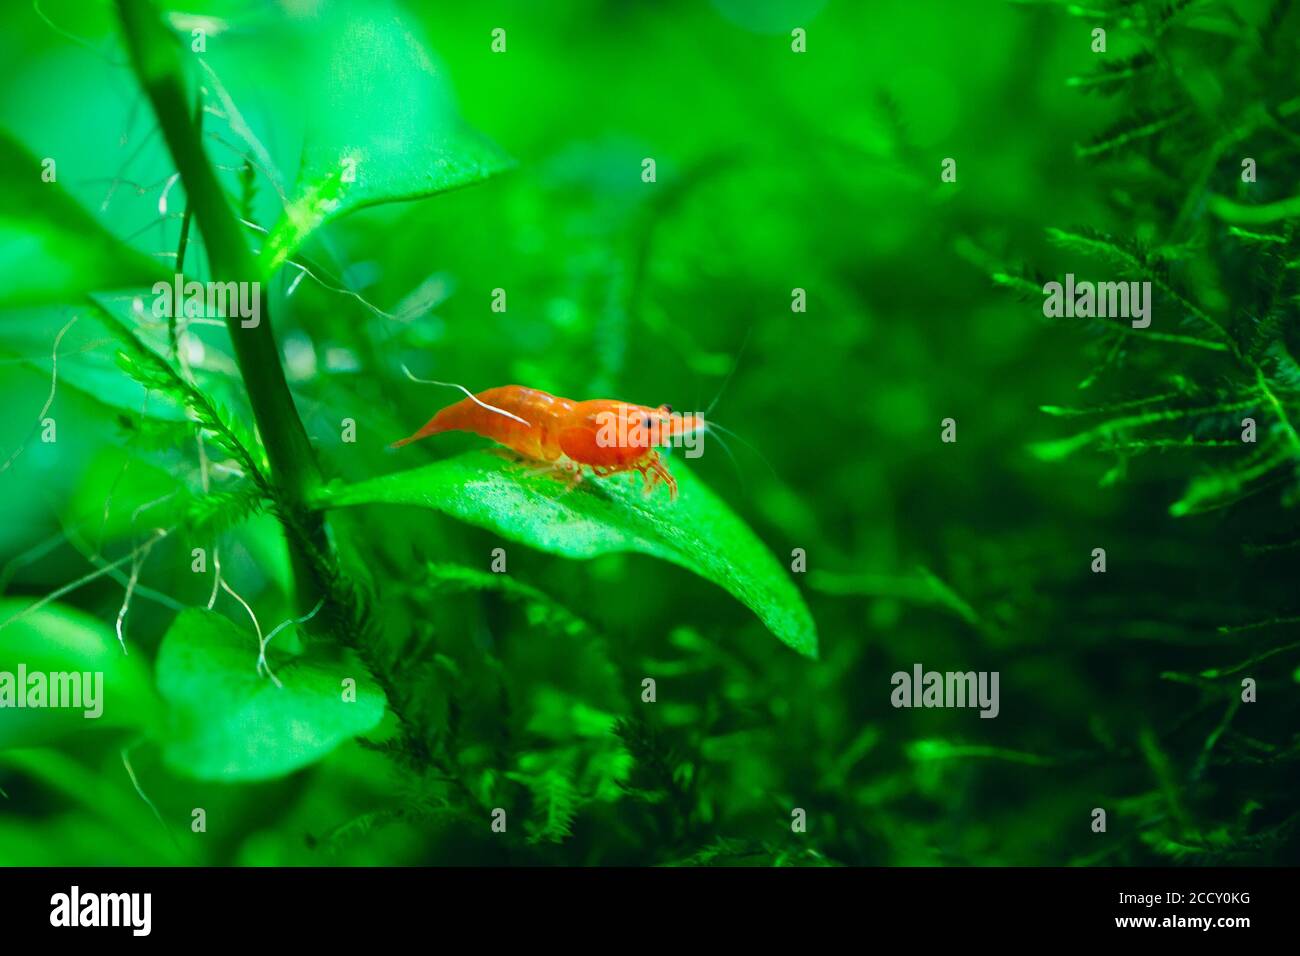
left=1075, top=107, right=1187, bottom=159
left=256, top=5, right=513, bottom=273
left=315, top=451, right=818, bottom=658
left=1064, top=51, right=1155, bottom=94
left=505, top=750, right=580, bottom=845
left=0, top=599, right=158, bottom=749
left=1168, top=446, right=1294, bottom=517
left=155, top=608, right=385, bottom=781
left=0, top=129, right=167, bottom=306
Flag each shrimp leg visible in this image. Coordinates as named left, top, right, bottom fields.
left=516, top=457, right=584, bottom=494
left=636, top=453, right=678, bottom=501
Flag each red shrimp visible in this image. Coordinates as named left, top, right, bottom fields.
left=391, top=385, right=704, bottom=500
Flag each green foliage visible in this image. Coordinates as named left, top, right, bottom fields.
left=154, top=608, right=384, bottom=781
left=0, top=129, right=166, bottom=306
left=316, top=450, right=817, bottom=658
left=0, top=600, right=157, bottom=748
left=2, top=0, right=1298, bottom=868
left=993, top=0, right=1300, bottom=865
left=252, top=2, right=514, bottom=273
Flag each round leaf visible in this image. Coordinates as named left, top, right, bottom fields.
left=154, top=608, right=386, bottom=781
left=0, top=599, right=157, bottom=749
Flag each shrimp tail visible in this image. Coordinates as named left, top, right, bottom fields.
left=391, top=387, right=536, bottom=450
left=389, top=410, right=452, bottom=448
left=393, top=370, right=537, bottom=451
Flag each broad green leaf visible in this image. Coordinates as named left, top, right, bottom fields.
left=255, top=4, right=514, bottom=273
left=315, top=451, right=819, bottom=658
left=0, top=599, right=158, bottom=749
left=0, top=299, right=246, bottom=428
left=0, top=129, right=167, bottom=307
left=155, top=608, right=385, bottom=781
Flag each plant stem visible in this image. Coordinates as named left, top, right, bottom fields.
left=167, top=93, right=199, bottom=361
left=115, top=0, right=327, bottom=608
left=113, top=0, right=405, bottom=740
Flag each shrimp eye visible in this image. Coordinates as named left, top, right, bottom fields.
left=661, top=404, right=673, bottom=414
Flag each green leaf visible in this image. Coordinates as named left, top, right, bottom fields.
left=505, top=750, right=579, bottom=845
left=315, top=451, right=819, bottom=658
left=0, top=128, right=167, bottom=307
left=154, top=608, right=385, bottom=781
left=255, top=4, right=514, bottom=273
left=0, top=600, right=158, bottom=749
left=1168, top=447, right=1292, bottom=517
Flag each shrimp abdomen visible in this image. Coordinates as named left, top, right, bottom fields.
left=392, top=385, right=573, bottom=460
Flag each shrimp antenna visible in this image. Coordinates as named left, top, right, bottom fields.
left=399, top=365, right=531, bottom=426
left=704, top=325, right=753, bottom=417
left=701, top=423, right=749, bottom=497
left=705, top=419, right=779, bottom=481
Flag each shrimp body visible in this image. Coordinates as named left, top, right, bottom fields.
left=392, top=385, right=704, bottom=500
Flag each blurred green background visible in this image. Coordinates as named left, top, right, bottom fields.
left=1, top=0, right=1297, bottom=866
